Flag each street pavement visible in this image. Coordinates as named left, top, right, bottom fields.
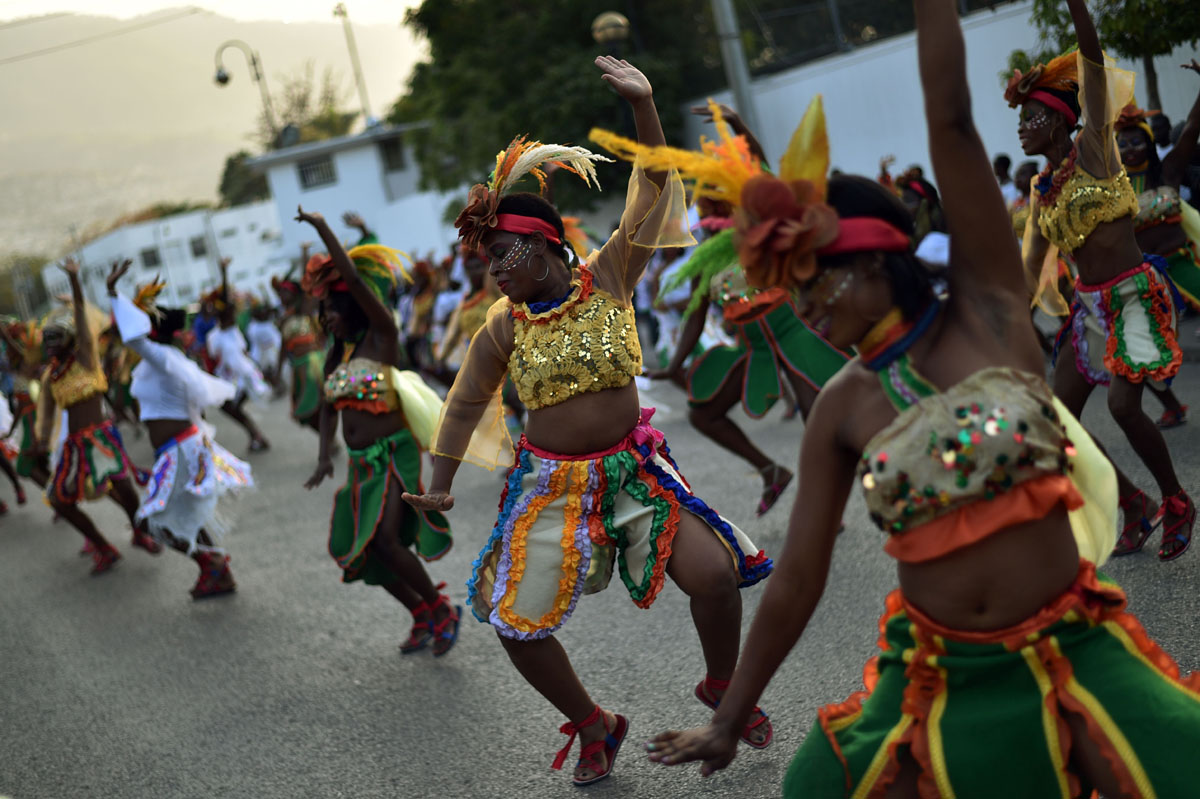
left=2, top=363, right=1199, bottom=799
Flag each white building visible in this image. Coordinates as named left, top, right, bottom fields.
left=682, top=1, right=1200, bottom=183
left=247, top=123, right=462, bottom=264
left=44, top=201, right=287, bottom=311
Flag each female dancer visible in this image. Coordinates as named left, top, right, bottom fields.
left=206, top=257, right=271, bottom=452
left=434, top=248, right=498, bottom=367
left=106, top=262, right=252, bottom=598
left=1116, top=85, right=1200, bottom=429
left=637, top=104, right=851, bottom=516
left=1010, top=12, right=1194, bottom=561
left=644, top=1, right=1200, bottom=794
left=273, top=267, right=327, bottom=434
left=296, top=210, right=459, bottom=658
left=404, top=56, right=773, bottom=787
left=1, top=322, right=45, bottom=492
left=34, top=259, right=160, bottom=573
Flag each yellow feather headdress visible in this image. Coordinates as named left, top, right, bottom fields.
left=455, top=136, right=614, bottom=250
left=134, top=276, right=168, bottom=319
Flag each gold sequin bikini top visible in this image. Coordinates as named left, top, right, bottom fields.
left=1034, top=159, right=1138, bottom=253
left=48, top=358, right=108, bottom=409
left=859, top=364, right=1072, bottom=537
left=1133, top=185, right=1182, bottom=232
left=508, top=266, right=641, bottom=410
left=324, top=355, right=400, bottom=414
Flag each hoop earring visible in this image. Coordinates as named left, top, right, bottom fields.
left=534, top=263, right=551, bottom=281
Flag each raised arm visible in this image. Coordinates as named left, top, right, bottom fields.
left=691, top=103, right=767, bottom=164
left=218, top=256, right=232, bottom=307
left=1162, top=60, right=1200, bottom=190
left=596, top=56, right=666, bottom=188
left=295, top=206, right=397, bottom=337
left=913, top=0, right=1025, bottom=299
left=59, top=258, right=97, bottom=369
left=342, top=212, right=375, bottom=245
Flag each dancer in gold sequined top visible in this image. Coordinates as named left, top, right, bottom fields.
left=404, top=56, right=773, bottom=787
left=1009, top=0, right=1194, bottom=562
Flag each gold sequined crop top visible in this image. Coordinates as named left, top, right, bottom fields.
left=1133, top=185, right=1182, bottom=232
left=1033, top=160, right=1138, bottom=253
left=47, top=358, right=108, bottom=409
left=507, top=266, right=641, bottom=410
left=324, top=356, right=400, bottom=414
left=859, top=365, right=1073, bottom=539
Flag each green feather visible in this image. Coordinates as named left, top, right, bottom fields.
left=659, top=228, right=738, bottom=318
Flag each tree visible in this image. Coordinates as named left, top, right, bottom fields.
left=389, top=0, right=726, bottom=212
left=0, top=253, right=50, bottom=318
left=218, top=150, right=270, bottom=207
left=257, top=61, right=359, bottom=150
left=1019, top=0, right=1200, bottom=109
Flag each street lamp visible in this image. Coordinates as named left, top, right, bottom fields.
left=214, top=40, right=281, bottom=142
left=591, top=11, right=631, bottom=53
left=333, top=3, right=376, bottom=127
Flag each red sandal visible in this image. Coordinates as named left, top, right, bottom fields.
left=1158, top=491, right=1195, bottom=562
left=1112, top=490, right=1162, bottom=556
left=551, top=705, right=629, bottom=786
left=756, top=465, right=793, bottom=518
left=191, top=553, right=236, bottom=599
left=131, top=526, right=163, bottom=555
left=429, top=583, right=461, bottom=658
left=90, top=545, right=121, bottom=575
left=694, top=675, right=773, bottom=749
left=400, top=598, right=433, bottom=654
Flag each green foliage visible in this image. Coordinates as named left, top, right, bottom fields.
left=389, top=0, right=725, bottom=212
left=218, top=150, right=271, bottom=208
left=259, top=61, right=359, bottom=150
left=0, top=253, right=50, bottom=318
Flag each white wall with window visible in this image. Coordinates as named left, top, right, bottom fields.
left=42, top=200, right=286, bottom=311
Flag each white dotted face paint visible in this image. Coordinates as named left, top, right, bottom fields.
left=491, top=236, right=534, bottom=273
left=1019, top=109, right=1050, bottom=131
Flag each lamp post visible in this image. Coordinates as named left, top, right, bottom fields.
left=333, top=3, right=375, bottom=127
left=709, top=0, right=762, bottom=136
left=591, top=11, right=631, bottom=55
left=214, top=40, right=281, bottom=143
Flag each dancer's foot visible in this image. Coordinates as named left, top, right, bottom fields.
left=399, top=605, right=433, bottom=654
left=131, top=527, right=163, bottom=555
left=90, top=545, right=121, bottom=575
left=80, top=539, right=97, bottom=556
left=1113, top=490, right=1161, bottom=556
left=249, top=437, right=270, bottom=453
left=1159, top=491, right=1195, bottom=561
left=15, top=486, right=25, bottom=505
left=1157, top=405, right=1188, bottom=429
left=429, top=583, right=461, bottom=657
left=553, top=706, right=628, bottom=786
left=191, top=553, right=236, bottom=599
left=695, top=675, right=773, bottom=748
left=756, top=464, right=793, bottom=517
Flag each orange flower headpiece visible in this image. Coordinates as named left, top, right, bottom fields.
left=133, top=276, right=167, bottom=320
left=302, top=244, right=411, bottom=303
left=1115, top=103, right=1158, bottom=143
left=1004, top=51, right=1080, bottom=125
left=454, top=136, right=612, bottom=250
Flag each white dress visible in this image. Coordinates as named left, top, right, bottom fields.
left=206, top=325, right=271, bottom=402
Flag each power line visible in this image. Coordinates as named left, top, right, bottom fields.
left=0, top=7, right=203, bottom=67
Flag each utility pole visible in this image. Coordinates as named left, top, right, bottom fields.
left=333, top=3, right=375, bottom=127
left=709, top=0, right=762, bottom=136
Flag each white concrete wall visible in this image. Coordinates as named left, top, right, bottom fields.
left=683, top=1, right=1200, bottom=180
left=43, top=201, right=283, bottom=311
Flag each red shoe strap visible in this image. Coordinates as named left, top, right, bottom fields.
left=551, top=705, right=603, bottom=770
left=1164, top=492, right=1192, bottom=517
left=1119, top=490, right=1147, bottom=511
left=703, top=674, right=732, bottom=692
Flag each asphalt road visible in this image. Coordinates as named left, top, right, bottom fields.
left=2, top=365, right=1198, bottom=799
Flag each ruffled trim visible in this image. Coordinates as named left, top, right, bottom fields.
left=1066, top=293, right=1112, bottom=386
left=468, top=448, right=533, bottom=623
left=49, top=420, right=148, bottom=505
left=511, top=265, right=594, bottom=323
left=1100, top=263, right=1182, bottom=384
left=604, top=450, right=678, bottom=607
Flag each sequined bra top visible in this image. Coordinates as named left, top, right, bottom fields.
left=281, top=314, right=319, bottom=352
left=48, top=358, right=108, bottom=409
left=1033, top=159, right=1139, bottom=253
left=859, top=364, right=1072, bottom=538
left=324, top=355, right=400, bottom=414
left=508, top=266, right=641, bottom=410
left=708, top=264, right=789, bottom=323
left=1133, top=185, right=1182, bottom=232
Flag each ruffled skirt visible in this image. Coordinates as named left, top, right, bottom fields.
left=468, top=408, right=772, bottom=640
left=48, top=419, right=147, bottom=504
left=136, top=425, right=253, bottom=552
left=784, top=561, right=1200, bottom=798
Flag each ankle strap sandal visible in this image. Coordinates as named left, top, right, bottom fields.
left=552, top=705, right=629, bottom=786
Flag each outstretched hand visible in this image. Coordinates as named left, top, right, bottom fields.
left=645, top=724, right=739, bottom=776
left=595, top=55, right=653, bottom=104
left=1184, top=59, right=1200, bottom=77
left=296, top=205, right=324, bottom=227
left=59, top=257, right=81, bottom=277
left=690, top=102, right=741, bottom=127
left=304, top=458, right=334, bottom=490
left=106, top=259, right=133, bottom=295
left=342, top=211, right=365, bottom=229
left=218, top=256, right=232, bottom=272
left=402, top=491, right=455, bottom=512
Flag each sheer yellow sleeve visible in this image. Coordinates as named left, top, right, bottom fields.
left=430, top=299, right=515, bottom=470
left=1076, top=52, right=1136, bottom=179
left=588, top=162, right=695, bottom=304
left=1022, top=201, right=1070, bottom=316
left=1055, top=397, right=1117, bottom=566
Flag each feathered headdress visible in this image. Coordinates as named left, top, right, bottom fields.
left=1115, top=103, right=1158, bottom=142
left=302, top=243, right=411, bottom=303
left=592, top=97, right=857, bottom=291
left=133, top=276, right=167, bottom=320
left=200, top=286, right=227, bottom=312
left=560, top=216, right=591, bottom=259
left=454, top=136, right=613, bottom=250
left=1004, top=51, right=1080, bottom=121
left=3, top=319, right=42, bottom=365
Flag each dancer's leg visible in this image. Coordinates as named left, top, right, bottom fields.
left=1107, top=376, right=1182, bottom=498
left=366, top=481, right=451, bottom=627
left=220, top=399, right=268, bottom=448
left=0, top=451, right=24, bottom=501
left=50, top=498, right=113, bottom=551
left=782, top=370, right=820, bottom=422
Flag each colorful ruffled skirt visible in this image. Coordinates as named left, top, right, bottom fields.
left=48, top=419, right=147, bottom=505
left=784, top=561, right=1200, bottom=798
left=330, top=427, right=451, bottom=585
left=468, top=408, right=772, bottom=640
left=289, top=349, right=325, bottom=424
left=136, top=425, right=253, bottom=553
left=688, top=301, right=849, bottom=417
left=1055, top=257, right=1182, bottom=387
left=1163, top=240, right=1200, bottom=311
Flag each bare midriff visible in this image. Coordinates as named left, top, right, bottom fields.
left=898, top=505, right=1080, bottom=631
left=146, top=419, right=196, bottom=451
left=341, top=406, right=407, bottom=451
left=1072, top=216, right=1146, bottom=285
left=66, top=395, right=109, bottom=433
left=1135, top=222, right=1188, bottom=257
left=523, top=382, right=642, bottom=456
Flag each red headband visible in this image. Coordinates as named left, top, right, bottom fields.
left=817, top=218, right=911, bottom=257
left=1028, top=90, right=1078, bottom=127
left=495, top=214, right=562, bottom=244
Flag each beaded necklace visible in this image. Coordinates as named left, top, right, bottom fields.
left=48, top=354, right=76, bottom=383
left=1034, top=146, right=1079, bottom=208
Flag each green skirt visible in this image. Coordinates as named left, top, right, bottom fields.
left=329, top=427, right=451, bottom=585
left=290, top=350, right=325, bottom=424
left=784, top=562, right=1200, bottom=798
left=1164, top=241, right=1200, bottom=312
left=15, top=412, right=37, bottom=478
left=687, top=302, right=849, bottom=418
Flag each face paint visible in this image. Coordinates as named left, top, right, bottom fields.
left=490, top=237, right=535, bottom=273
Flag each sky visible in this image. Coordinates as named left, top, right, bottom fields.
left=0, top=0, right=419, bottom=25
